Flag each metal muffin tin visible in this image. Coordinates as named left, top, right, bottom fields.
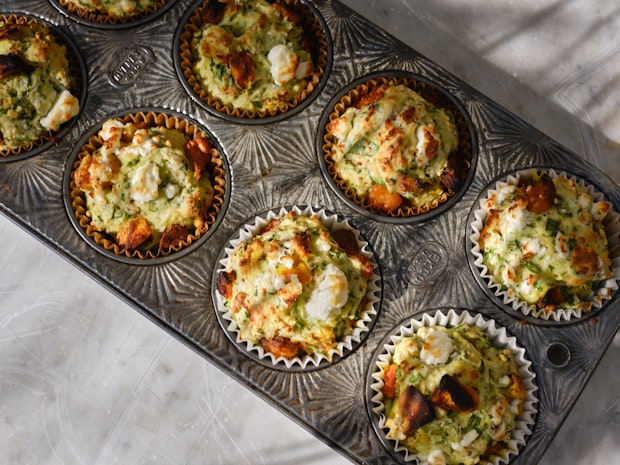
left=1, top=1, right=619, bottom=464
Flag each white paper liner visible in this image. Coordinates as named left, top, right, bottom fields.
left=369, top=309, right=538, bottom=465
left=469, top=168, right=620, bottom=322
left=214, top=205, right=381, bottom=369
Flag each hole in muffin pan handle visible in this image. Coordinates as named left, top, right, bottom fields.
left=546, top=341, right=572, bottom=368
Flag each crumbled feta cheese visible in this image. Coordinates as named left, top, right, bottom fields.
left=315, top=236, right=332, bottom=253
left=554, top=232, right=570, bottom=259
left=577, top=191, right=592, bottom=212
left=131, top=162, right=161, bottom=202
left=591, top=200, right=610, bottom=221
left=427, top=449, right=447, bottom=465
left=518, top=272, right=538, bottom=301
left=305, top=263, right=349, bottom=320
left=522, top=237, right=541, bottom=256
left=420, top=328, right=454, bottom=365
left=39, top=89, right=79, bottom=131
left=279, top=254, right=295, bottom=269
left=502, top=206, right=527, bottom=236
left=121, top=0, right=137, bottom=14
left=164, top=183, right=179, bottom=199
left=498, top=375, right=511, bottom=386
left=295, top=60, right=313, bottom=80
left=415, top=124, right=440, bottom=165
left=268, top=44, right=299, bottom=86
left=460, top=429, right=479, bottom=447
left=493, top=184, right=516, bottom=207
left=501, top=266, right=518, bottom=284
left=392, top=338, right=419, bottom=365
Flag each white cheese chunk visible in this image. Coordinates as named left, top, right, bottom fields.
left=415, top=124, right=440, bottom=166
left=420, top=328, right=454, bottom=365
left=268, top=44, right=299, bottom=86
left=39, top=89, right=79, bottom=131
left=460, top=429, right=479, bottom=447
left=502, top=206, right=527, bottom=236
left=295, top=60, right=313, bottom=80
left=164, top=183, right=179, bottom=199
left=427, top=449, right=447, bottom=465
left=305, top=263, right=349, bottom=321
left=131, top=162, right=161, bottom=202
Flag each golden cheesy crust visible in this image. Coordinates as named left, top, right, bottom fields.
left=326, top=81, right=466, bottom=216
left=0, top=18, right=80, bottom=152
left=217, top=211, right=373, bottom=360
left=74, top=117, right=216, bottom=255
left=478, top=171, right=613, bottom=313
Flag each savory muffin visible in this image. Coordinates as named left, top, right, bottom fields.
left=380, top=322, right=527, bottom=465
left=179, top=0, right=327, bottom=119
left=71, top=112, right=225, bottom=259
left=323, top=77, right=471, bottom=218
left=56, top=0, right=168, bottom=24
left=216, top=210, right=374, bottom=362
left=477, top=170, right=614, bottom=315
left=0, top=16, right=80, bottom=155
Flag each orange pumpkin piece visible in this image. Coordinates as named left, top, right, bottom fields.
left=382, top=364, right=397, bottom=399
left=367, top=184, right=403, bottom=213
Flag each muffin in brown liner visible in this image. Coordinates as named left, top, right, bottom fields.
left=68, top=111, right=227, bottom=261
left=321, top=74, right=474, bottom=220
left=0, top=14, right=85, bottom=159
left=177, top=0, right=329, bottom=121
left=54, top=0, right=170, bottom=26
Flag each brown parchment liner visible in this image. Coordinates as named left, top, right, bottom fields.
left=178, top=0, right=328, bottom=120
left=56, top=0, right=169, bottom=26
left=322, top=76, right=473, bottom=218
left=0, top=14, right=84, bottom=158
left=68, top=111, right=226, bottom=260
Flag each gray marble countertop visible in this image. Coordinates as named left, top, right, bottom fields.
left=1, top=1, right=619, bottom=464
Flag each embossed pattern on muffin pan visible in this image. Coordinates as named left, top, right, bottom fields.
left=1, top=1, right=619, bottom=464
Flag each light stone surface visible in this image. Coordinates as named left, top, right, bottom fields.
left=1, top=1, right=619, bottom=464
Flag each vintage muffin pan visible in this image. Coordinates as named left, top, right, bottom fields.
left=1, top=1, right=619, bottom=464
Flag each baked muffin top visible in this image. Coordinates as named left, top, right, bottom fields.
left=0, top=19, right=80, bottom=153
left=325, top=81, right=468, bottom=216
left=73, top=117, right=216, bottom=255
left=381, top=323, right=526, bottom=465
left=189, top=0, right=320, bottom=115
left=478, top=171, right=613, bottom=313
left=216, top=211, right=374, bottom=360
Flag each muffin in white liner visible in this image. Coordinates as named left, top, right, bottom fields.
left=212, top=206, right=381, bottom=370
left=469, top=168, right=619, bottom=322
left=368, top=309, right=538, bottom=465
